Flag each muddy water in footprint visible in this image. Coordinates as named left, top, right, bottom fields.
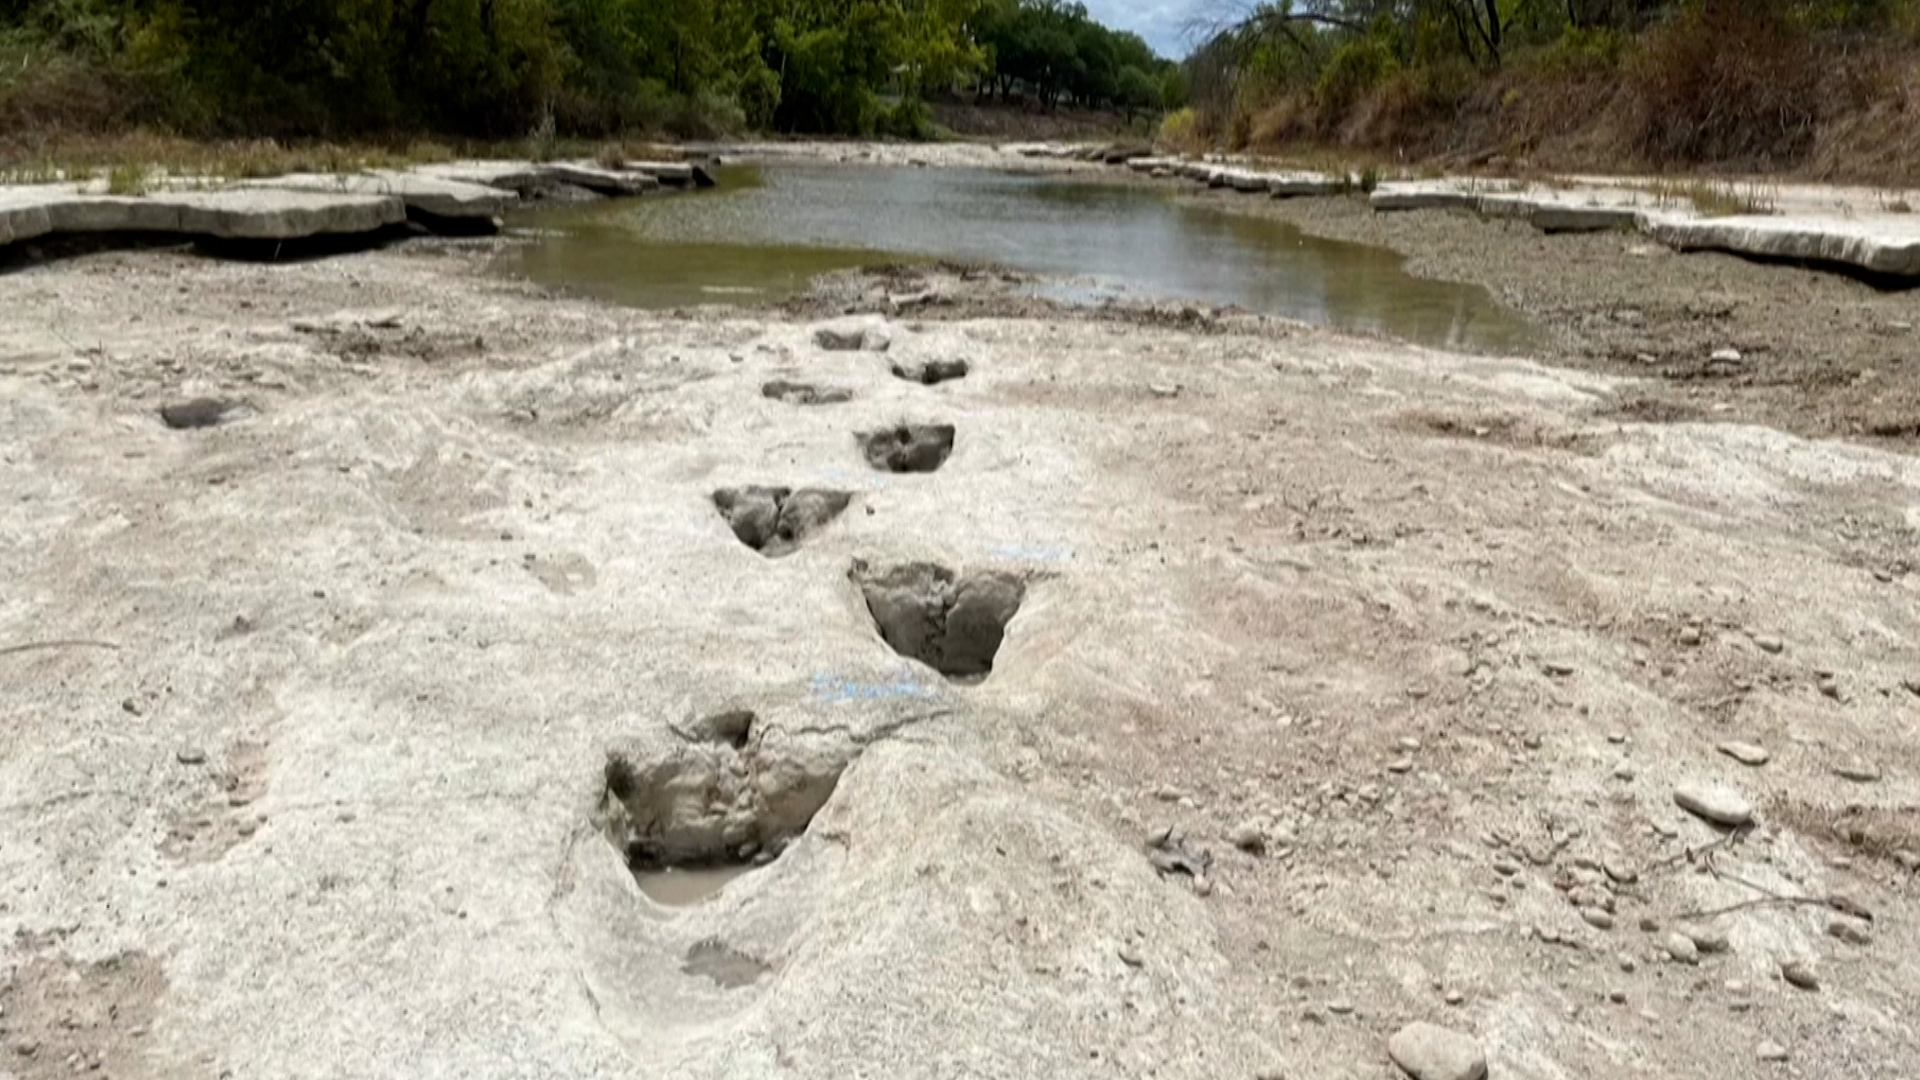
left=509, top=163, right=1542, bottom=354
left=634, top=865, right=755, bottom=907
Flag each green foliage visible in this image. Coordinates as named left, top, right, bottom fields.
left=1314, top=36, right=1397, bottom=113
left=0, top=0, right=1147, bottom=138
left=974, top=0, right=1181, bottom=112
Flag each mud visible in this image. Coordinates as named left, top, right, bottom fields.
left=1181, top=187, right=1920, bottom=445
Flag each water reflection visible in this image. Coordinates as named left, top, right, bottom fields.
left=509, top=164, right=1539, bottom=354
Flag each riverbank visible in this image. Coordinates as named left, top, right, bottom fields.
left=1176, top=186, right=1920, bottom=444
left=2, top=161, right=1917, bottom=1079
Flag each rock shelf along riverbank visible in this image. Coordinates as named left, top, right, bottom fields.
left=0, top=157, right=714, bottom=249
left=1018, top=144, right=1920, bottom=281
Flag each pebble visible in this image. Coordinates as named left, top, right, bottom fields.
left=1716, top=741, right=1770, bottom=767
left=1327, top=1000, right=1354, bottom=1016
left=1663, top=933, right=1700, bottom=965
left=1117, top=946, right=1145, bottom=968
left=1386, top=758, right=1414, bottom=774
left=1780, top=959, right=1819, bottom=991
left=1819, top=677, right=1843, bottom=701
left=1678, top=626, right=1703, bottom=647
left=1618, top=954, right=1637, bottom=973
left=1756, top=1041, right=1790, bottom=1063
left=1444, top=990, right=1464, bottom=1006
left=1752, top=634, right=1785, bottom=654
left=1581, top=908, right=1616, bottom=931
left=1673, top=783, right=1754, bottom=828
left=1386, top=1022, right=1488, bottom=1080
left=176, top=747, right=208, bottom=766
left=1612, top=762, right=1636, bottom=781
left=1398, top=736, right=1423, bottom=751
left=1685, top=926, right=1730, bottom=954
left=1828, top=919, right=1872, bottom=946
left=1603, top=855, right=1638, bottom=884
left=1229, top=821, right=1266, bottom=854
left=1710, top=347, right=1743, bottom=363
left=1608, top=989, right=1627, bottom=1004
left=1833, top=758, right=1882, bottom=783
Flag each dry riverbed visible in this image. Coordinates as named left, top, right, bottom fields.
left=1, top=179, right=1917, bottom=1080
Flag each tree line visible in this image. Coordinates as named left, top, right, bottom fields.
left=0, top=0, right=1180, bottom=139
left=1179, top=0, right=1919, bottom=172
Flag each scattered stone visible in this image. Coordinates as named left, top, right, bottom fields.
left=1118, top=946, right=1144, bottom=968
left=176, top=747, right=207, bottom=766
left=1398, top=736, right=1423, bottom=751
left=1756, top=1041, right=1790, bottom=1063
left=1582, top=908, right=1616, bottom=931
left=1603, top=855, right=1638, bottom=884
left=1716, top=741, right=1771, bottom=767
left=1386, top=758, right=1414, bottom=774
left=1386, top=1021, right=1488, bottom=1080
left=1327, top=1000, right=1353, bottom=1016
left=1613, top=762, right=1636, bottom=781
left=1673, top=783, right=1754, bottom=828
left=1828, top=919, right=1872, bottom=947
left=1833, top=758, right=1882, bottom=783
left=1685, top=926, right=1730, bottom=954
left=1608, top=989, right=1627, bottom=1004
left=1444, top=990, right=1464, bottom=1006
left=1543, top=661, right=1575, bottom=677
left=1710, top=347, right=1743, bottom=364
left=1779, top=959, right=1819, bottom=991
left=1663, top=933, right=1700, bottom=965
left=1678, top=626, right=1703, bottom=647
left=1606, top=732, right=1627, bottom=745
left=1752, top=634, right=1785, bottom=654
left=1617, top=954, right=1636, bottom=973
left=1229, top=821, right=1267, bottom=854
left=160, top=398, right=237, bottom=430
left=1819, top=676, right=1844, bottom=701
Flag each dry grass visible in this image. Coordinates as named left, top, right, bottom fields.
left=1628, top=178, right=1778, bottom=217
left=1219, top=5, right=1920, bottom=187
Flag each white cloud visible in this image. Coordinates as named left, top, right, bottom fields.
left=1081, top=0, right=1211, bottom=58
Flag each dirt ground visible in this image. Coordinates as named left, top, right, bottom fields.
left=1176, top=186, right=1920, bottom=446
left=1, top=189, right=1917, bottom=1080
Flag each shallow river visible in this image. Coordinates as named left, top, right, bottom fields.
left=511, top=164, right=1539, bottom=354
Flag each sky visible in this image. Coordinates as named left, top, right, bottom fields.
left=1083, top=0, right=1212, bottom=59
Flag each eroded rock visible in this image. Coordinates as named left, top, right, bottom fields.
left=713, top=486, right=853, bottom=557
left=857, top=424, right=955, bottom=473
left=852, top=560, right=1026, bottom=680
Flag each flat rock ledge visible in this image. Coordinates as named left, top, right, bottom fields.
left=1069, top=147, right=1920, bottom=279
left=0, top=155, right=713, bottom=252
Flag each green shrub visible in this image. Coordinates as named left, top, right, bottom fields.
left=1315, top=38, right=1399, bottom=115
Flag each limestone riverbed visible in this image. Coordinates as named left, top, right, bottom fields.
left=1, top=151, right=1917, bottom=1080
